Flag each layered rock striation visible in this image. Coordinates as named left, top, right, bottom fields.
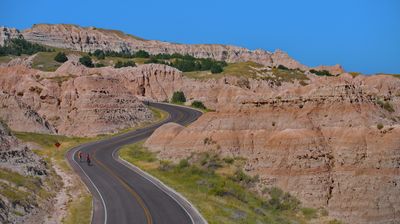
left=0, top=59, right=154, bottom=136
left=145, top=74, right=400, bottom=224
left=20, top=24, right=342, bottom=72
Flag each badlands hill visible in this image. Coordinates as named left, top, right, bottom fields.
left=0, top=24, right=399, bottom=224
left=2, top=24, right=344, bottom=74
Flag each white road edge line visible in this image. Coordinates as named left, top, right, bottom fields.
left=72, top=147, right=108, bottom=224
left=112, top=148, right=208, bottom=224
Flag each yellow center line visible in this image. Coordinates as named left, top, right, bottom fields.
left=92, top=147, right=153, bottom=224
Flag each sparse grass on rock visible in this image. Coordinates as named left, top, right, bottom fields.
left=119, top=142, right=326, bottom=224
left=14, top=132, right=95, bottom=223
left=32, top=52, right=63, bottom=71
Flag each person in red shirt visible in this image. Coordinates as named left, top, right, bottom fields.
left=86, top=154, right=91, bottom=166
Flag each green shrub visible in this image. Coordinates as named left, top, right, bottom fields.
left=310, top=69, right=333, bottom=76
left=54, top=52, right=68, bottom=63
left=171, top=91, right=186, bottom=103
left=328, top=219, right=343, bottom=224
left=377, top=123, right=384, bottom=130
left=376, top=100, right=395, bottom=112
left=263, top=187, right=301, bottom=211
left=177, top=159, right=190, bottom=170
left=159, top=160, right=173, bottom=171
left=230, top=169, right=258, bottom=186
left=211, top=64, right=223, bottom=73
left=134, top=50, right=150, bottom=58
left=223, top=157, right=234, bottom=164
left=93, top=49, right=105, bottom=59
left=277, top=65, right=288, bottom=70
left=191, top=101, right=206, bottom=109
left=301, top=207, right=318, bottom=219
left=114, top=60, right=136, bottom=68
left=79, top=56, right=94, bottom=67
left=95, top=63, right=105, bottom=67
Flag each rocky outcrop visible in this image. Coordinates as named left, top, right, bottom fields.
left=19, top=24, right=344, bottom=72
left=0, top=26, right=23, bottom=46
left=313, top=64, right=345, bottom=75
left=0, top=121, right=49, bottom=223
left=0, top=122, right=47, bottom=176
left=0, top=60, right=154, bottom=136
left=145, top=74, right=400, bottom=224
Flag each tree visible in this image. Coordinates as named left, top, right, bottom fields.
left=114, top=60, right=136, bottom=68
left=54, top=52, right=68, bottom=63
left=171, top=91, right=186, bottom=103
left=191, top=100, right=206, bottom=109
left=309, top=69, right=333, bottom=76
left=0, top=38, right=50, bottom=56
left=210, top=64, right=223, bottom=74
left=134, top=50, right=150, bottom=58
left=93, top=49, right=105, bottom=59
left=277, top=65, right=289, bottom=70
left=79, top=55, right=94, bottom=67
left=95, top=63, right=105, bottom=67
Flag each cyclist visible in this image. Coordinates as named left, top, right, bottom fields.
left=86, top=154, right=91, bottom=166
left=78, top=151, right=83, bottom=162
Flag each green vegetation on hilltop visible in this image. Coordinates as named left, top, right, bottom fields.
left=309, top=69, right=333, bottom=77
left=79, top=55, right=94, bottom=67
left=89, top=49, right=227, bottom=73
left=32, top=52, right=63, bottom=71
left=114, top=60, right=136, bottom=68
left=183, top=61, right=264, bottom=80
left=183, top=61, right=309, bottom=86
left=119, top=142, right=327, bottom=224
left=145, top=53, right=227, bottom=73
left=263, top=67, right=309, bottom=86
left=0, top=38, right=52, bottom=56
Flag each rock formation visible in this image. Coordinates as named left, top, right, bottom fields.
left=0, top=121, right=49, bottom=223
left=19, top=24, right=344, bottom=73
left=2, top=23, right=398, bottom=224
left=0, top=59, right=154, bottom=136
left=145, top=74, right=400, bottom=224
left=0, top=26, right=23, bottom=46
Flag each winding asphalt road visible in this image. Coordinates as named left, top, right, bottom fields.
left=66, top=102, right=204, bottom=224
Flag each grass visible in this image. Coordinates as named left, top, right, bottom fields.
left=262, top=67, right=309, bottom=85
left=183, top=61, right=309, bottom=85
left=0, top=55, right=17, bottom=64
left=391, top=74, right=400, bottom=79
left=349, top=72, right=361, bottom=77
left=93, top=27, right=147, bottom=41
left=32, top=52, right=63, bottom=72
left=119, top=142, right=321, bottom=224
left=183, top=61, right=264, bottom=80
left=376, top=99, right=395, bottom=112
left=63, top=194, right=92, bottom=224
left=0, top=167, right=58, bottom=214
left=301, top=207, right=318, bottom=220
left=96, top=56, right=147, bottom=67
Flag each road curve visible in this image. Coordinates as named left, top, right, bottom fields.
left=66, top=102, right=204, bottom=224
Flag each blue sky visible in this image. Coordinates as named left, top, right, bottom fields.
left=1, top=0, right=399, bottom=74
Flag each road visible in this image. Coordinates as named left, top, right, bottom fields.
left=66, top=102, right=204, bottom=224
